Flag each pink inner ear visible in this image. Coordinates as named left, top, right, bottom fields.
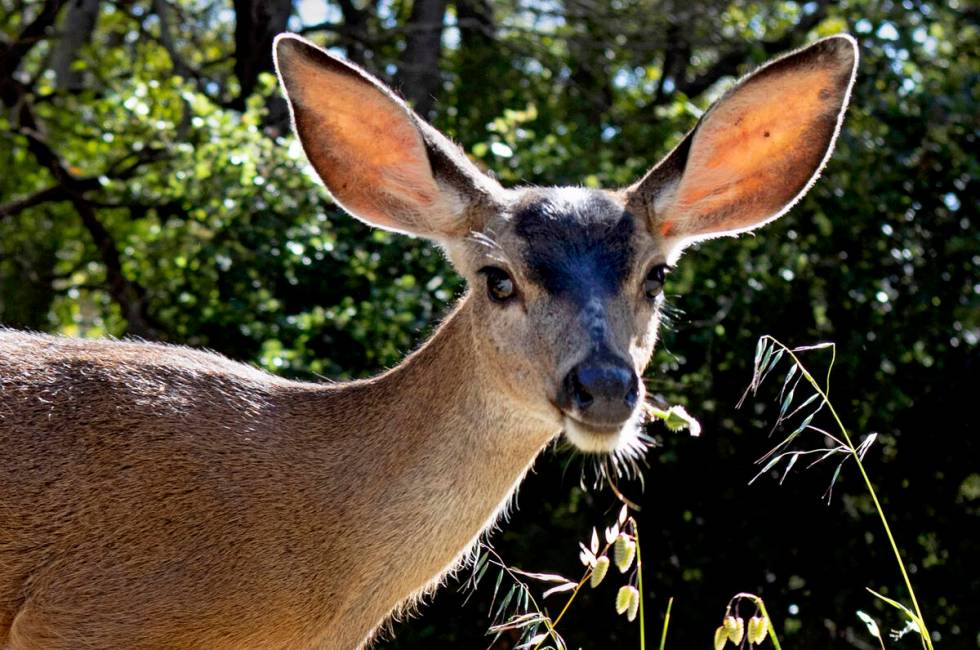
left=283, top=52, right=446, bottom=234
left=669, top=63, right=846, bottom=236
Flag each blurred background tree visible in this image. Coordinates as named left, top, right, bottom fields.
left=0, top=0, right=976, bottom=647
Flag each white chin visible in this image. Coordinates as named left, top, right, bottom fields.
left=562, top=412, right=642, bottom=454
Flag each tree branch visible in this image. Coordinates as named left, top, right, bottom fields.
left=72, top=196, right=160, bottom=339
left=652, top=0, right=837, bottom=105
left=0, top=185, right=69, bottom=220
left=151, top=0, right=198, bottom=80
left=1, top=75, right=162, bottom=338
left=0, top=0, right=67, bottom=80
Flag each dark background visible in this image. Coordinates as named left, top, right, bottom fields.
left=0, top=0, right=976, bottom=647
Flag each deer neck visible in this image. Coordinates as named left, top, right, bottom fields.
left=297, top=293, right=559, bottom=624
left=351, top=291, right=559, bottom=526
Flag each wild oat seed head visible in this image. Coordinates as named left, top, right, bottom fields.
left=724, top=615, right=745, bottom=644
left=748, top=615, right=769, bottom=645
left=590, top=556, right=610, bottom=588
left=613, top=534, right=636, bottom=573
left=714, top=625, right=729, bottom=650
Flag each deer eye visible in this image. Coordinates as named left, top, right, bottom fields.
left=643, top=264, right=669, bottom=299
left=481, top=267, right=517, bottom=303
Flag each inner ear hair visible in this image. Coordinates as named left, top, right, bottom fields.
left=626, top=34, right=858, bottom=248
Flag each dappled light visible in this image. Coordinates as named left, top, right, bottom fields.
left=0, top=0, right=975, bottom=648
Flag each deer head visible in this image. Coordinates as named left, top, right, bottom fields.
left=274, top=34, right=857, bottom=454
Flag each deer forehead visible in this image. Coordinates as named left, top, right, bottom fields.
left=482, top=187, right=656, bottom=303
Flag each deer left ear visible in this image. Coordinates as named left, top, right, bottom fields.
left=626, top=35, right=858, bottom=254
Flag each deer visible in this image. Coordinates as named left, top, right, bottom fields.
left=0, top=33, right=857, bottom=650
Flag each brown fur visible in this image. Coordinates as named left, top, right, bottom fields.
left=1, top=308, right=553, bottom=649
left=0, top=33, right=857, bottom=649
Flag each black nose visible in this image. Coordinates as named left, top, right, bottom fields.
left=561, top=358, right=639, bottom=425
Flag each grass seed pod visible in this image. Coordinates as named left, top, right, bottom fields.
left=615, top=585, right=632, bottom=615
left=748, top=615, right=769, bottom=644
left=724, top=615, right=745, bottom=644
left=613, top=533, right=636, bottom=573
left=590, top=555, right=610, bottom=587
left=714, top=625, right=729, bottom=650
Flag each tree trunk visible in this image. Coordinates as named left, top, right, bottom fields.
left=397, top=0, right=448, bottom=118
left=50, top=0, right=100, bottom=90
left=454, top=0, right=495, bottom=130
left=232, top=0, right=292, bottom=110
left=337, top=0, right=371, bottom=69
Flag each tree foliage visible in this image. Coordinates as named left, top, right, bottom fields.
left=0, top=0, right=976, bottom=647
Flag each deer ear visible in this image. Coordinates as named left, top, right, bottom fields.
left=626, top=35, right=858, bottom=252
left=273, top=34, right=503, bottom=239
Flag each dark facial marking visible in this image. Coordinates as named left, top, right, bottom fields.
left=513, top=191, right=634, bottom=304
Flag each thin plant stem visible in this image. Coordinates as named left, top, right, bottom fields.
left=541, top=571, right=591, bottom=644
left=762, top=337, right=932, bottom=649
left=636, top=523, right=646, bottom=650
left=529, top=537, right=613, bottom=650
left=658, top=597, right=673, bottom=650
left=756, top=597, right=783, bottom=650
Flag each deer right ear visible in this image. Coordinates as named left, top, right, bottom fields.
left=626, top=35, right=858, bottom=256
left=273, top=34, right=503, bottom=240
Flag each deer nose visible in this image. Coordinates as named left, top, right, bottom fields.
left=561, top=359, right=639, bottom=425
